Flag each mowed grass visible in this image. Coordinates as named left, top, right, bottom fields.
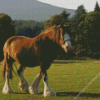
left=0, top=60, right=100, bottom=100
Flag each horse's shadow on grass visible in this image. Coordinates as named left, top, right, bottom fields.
left=14, top=92, right=100, bottom=98
left=56, top=92, right=100, bottom=98
left=53, top=61, right=76, bottom=64
left=14, top=92, right=28, bottom=94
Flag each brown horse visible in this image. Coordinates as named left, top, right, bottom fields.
left=2, top=24, right=73, bottom=97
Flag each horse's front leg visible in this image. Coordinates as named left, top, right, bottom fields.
left=41, top=70, right=56, bottom=97
left=28, top=72, right=42, bottom=94
left=17, top=66, right=29, bottom=92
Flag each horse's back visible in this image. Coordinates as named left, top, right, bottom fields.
left=4, top=36, right=33, bottom=54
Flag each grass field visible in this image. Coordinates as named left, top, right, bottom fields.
left=0, top=60, right=100, bottom=100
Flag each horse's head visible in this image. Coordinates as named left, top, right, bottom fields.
left=58, top=23, right=73, bottom=53
left=45, top=24, right=73, bottom=53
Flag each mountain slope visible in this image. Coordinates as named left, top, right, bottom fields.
left=0, top=0, right=75, bottom=21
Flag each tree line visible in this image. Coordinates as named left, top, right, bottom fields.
left=15, top=20, right=44, bottom=38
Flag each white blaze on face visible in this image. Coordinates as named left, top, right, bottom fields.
left=64, top=32, right=72, bottom=46
left=62, top=32, right=72, bottom=53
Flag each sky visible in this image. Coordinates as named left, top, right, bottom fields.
left=37, top=0, right=100, bottom=12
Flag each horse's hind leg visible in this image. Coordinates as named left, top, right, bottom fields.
left=29, top=72, right=42, bottom=94
left=17, top=66, right=29, bottom=92
left=2, top=60, right=14, bottom=94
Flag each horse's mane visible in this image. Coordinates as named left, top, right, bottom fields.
left=53, top=26, right=61, bottom=44
left=36, top=26, right=61, bottom=45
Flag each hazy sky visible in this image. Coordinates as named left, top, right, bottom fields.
left=37, top=0, right=100, bottom=12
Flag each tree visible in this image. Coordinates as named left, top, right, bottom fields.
left=60, top=10, right=70, bottom=23
left=71, top=5, right=87, bottom=33
left=0, top=13, right=15, bottom=61
left=70, top=5, right=87, bottom=55
left=94, top=1, right=100, bottom=12
left=77, top=12, right=100, bottom=58
left=44, top=15, right=62, bottom=29
left=44, top=10, right=70, bottom=29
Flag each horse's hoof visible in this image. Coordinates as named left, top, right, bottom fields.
left=2, top=87, right=14, bottom=94
left=44, top=91, right=56, bottom=97
left=19, top=81, right=29, bottom=92
left=28, top=86, right=39, bottom=94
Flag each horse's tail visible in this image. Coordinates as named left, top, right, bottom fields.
left=2, top=39, right=14, bottom=80
left=2, top=59, right=6, bottom=79
left=2, top=52, right=14, bottom=80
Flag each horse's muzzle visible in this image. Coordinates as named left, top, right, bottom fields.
left=67, top=45, right=73, bottom=51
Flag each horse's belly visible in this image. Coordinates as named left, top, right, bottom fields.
left=22, top=58, right=39, bottom=67
left=16, top=55, right=39, bottom=67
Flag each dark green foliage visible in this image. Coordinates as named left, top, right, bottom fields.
left=60, top=10, right=70, bottom=23
left=44, top=15, right=61, bottom=29
left=94, top=1, right=100, bottom=12
left=15, top=20, right=44, bottom=38
left=71, top=5, right=87, bottom=33
left=0, top=13, right=15, bottom=61
left=70, top=11, right=100, bottom=59
left=70, top=5, right=87, bottom=58
left=44, top=10, right=70, bottom=29
left=69, top=4, right=100, bottom=59
left=77, top=12, right=100, bottom=58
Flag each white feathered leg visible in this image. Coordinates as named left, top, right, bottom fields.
left=18, top=67, right=29, bottom=92
left=29, top=73, right=42, bottom=94
left=43, top=76, right=56, bottom=97
left=2, top=72, right=14, bottom=94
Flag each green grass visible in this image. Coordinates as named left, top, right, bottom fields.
left=0, top=60, right=100, bottom=100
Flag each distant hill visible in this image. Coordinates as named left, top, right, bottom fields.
left=1, top=0, right=75, bottom=22
left=28, top=0, right=75, bottom=21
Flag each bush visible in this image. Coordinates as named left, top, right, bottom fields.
left=0, top=13, right=15, bottom=61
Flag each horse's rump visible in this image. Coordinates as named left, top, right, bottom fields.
left=3, top=36, right=38, bottom=66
